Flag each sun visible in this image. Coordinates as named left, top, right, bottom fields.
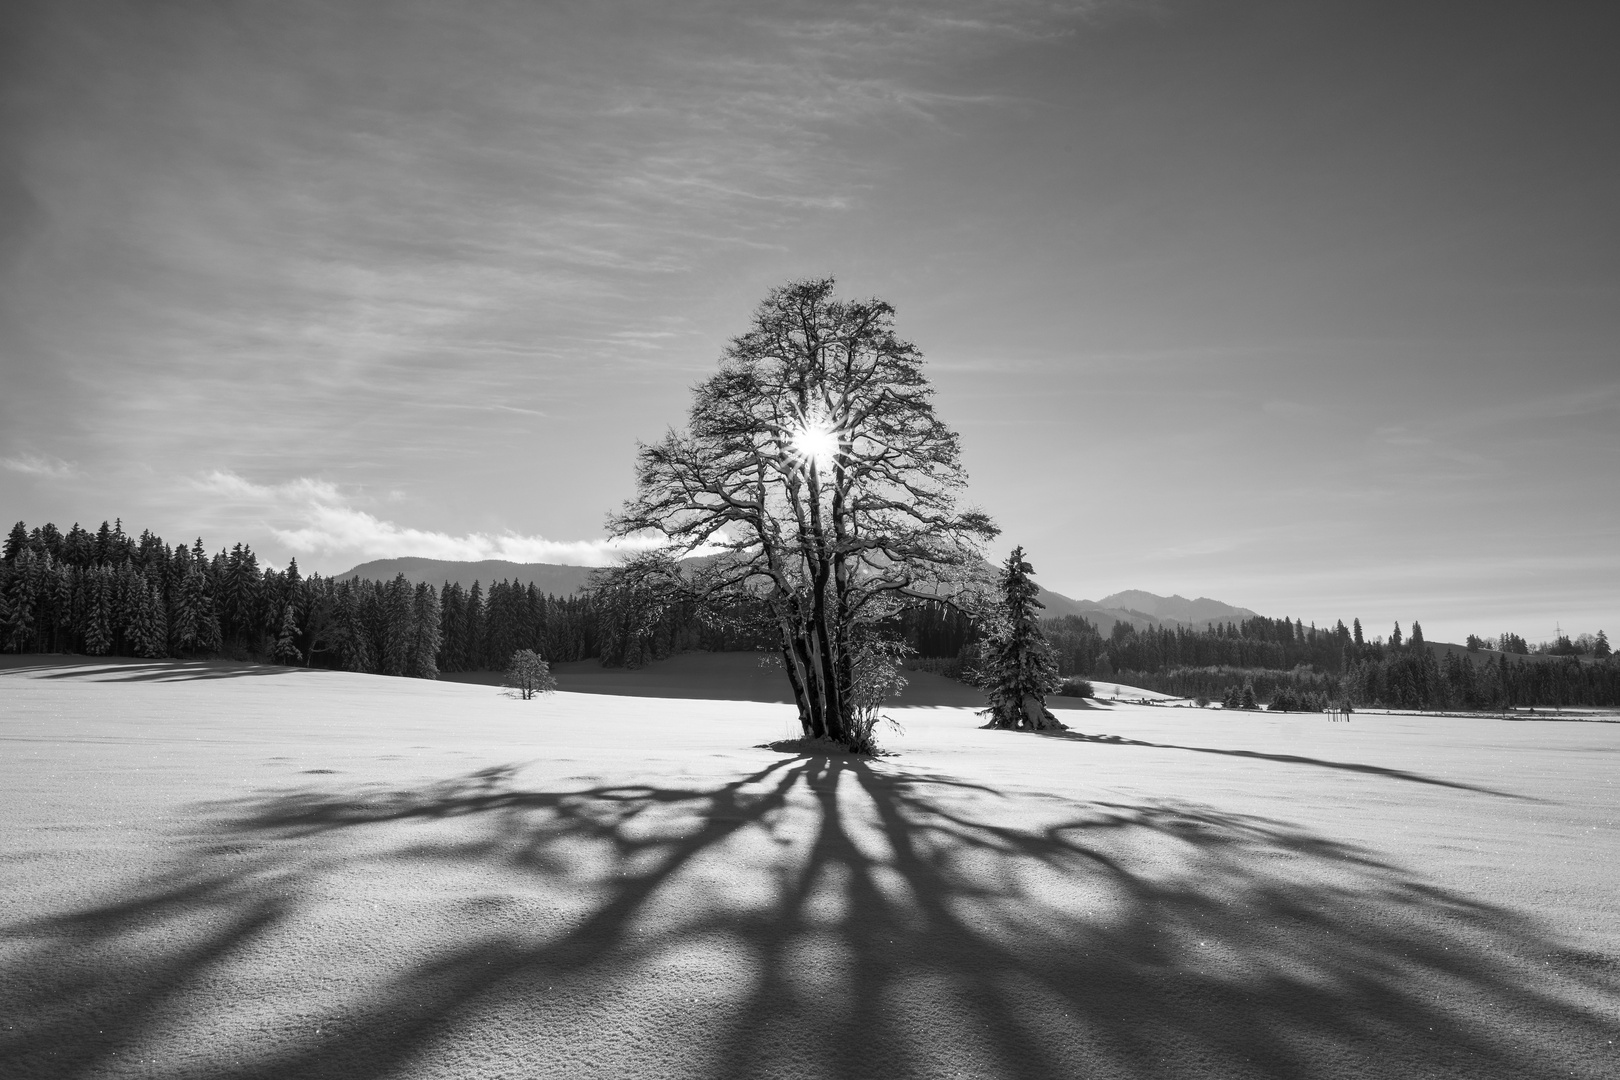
left=789, top=417, right=840, bottom=468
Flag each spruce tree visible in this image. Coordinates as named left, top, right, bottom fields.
left=3, top=521, right=27, bottom=564
left=1596, top=630, right=1610, bottom=660
left=2, top=548, right=39, bottom=651
left=271, top=603, right=302, bottom=665
left=335, top=582, right=372, bottom=673
left=84, top=567, right=113, bottom=655
left=169, top=552, right=199, bottom=654
left=131, top=580, right=167, bottom=658
left=408, top=582, right=441, bottom=679
left=981, top=546, right=1064, bottom=731
left=381, top=574, right=414, bottom=676
left=466, top=581, right=486, bottom=668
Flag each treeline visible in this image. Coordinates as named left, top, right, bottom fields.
left=897, top=602, right=1619, bottom=710
left=1046, top=613, right=1415, bottom=678
left=7, top=517, right=1613, bottom=708
left=0, top=519, right=778, bottom=677
left=1038, top=613, right=1619, bottom=710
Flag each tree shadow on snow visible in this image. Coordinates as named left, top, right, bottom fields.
left=1, top=756, right=1615, bottom=1079
left=18, top=657, right=316, bottom=682
left=1038, top=728, right=1542, bottom=800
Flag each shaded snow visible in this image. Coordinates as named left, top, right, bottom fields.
left=1, top=655, right=1617, bottom=1079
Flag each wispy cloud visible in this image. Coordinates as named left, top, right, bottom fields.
left=1, top=452, right=81, bottom=479
left=191, top=471, right=658, bottom=567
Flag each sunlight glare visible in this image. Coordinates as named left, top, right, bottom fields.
left=790, top=419, right=840, bottom=468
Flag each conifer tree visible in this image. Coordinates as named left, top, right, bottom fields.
left=59, top=564, right=80, bottom=652
left=169, top=551, right=200, bottom=654
left=3, top=521, right=27, bottom=564
left=981, top=546, right=1064, bottom=731
left=1353, top=618, right=1364, bottom=646
left=271, top=603, right=302, bottom=665
left=4, top=548, right=43, bottom=650
left=1596, top=630, right=1611, bottom=660
left=408, top=582, right=441, bottom=679
left=380, top=574, right=415, bottom=676
left=130, top=579, right=167, bottom=658
left=466, top=581, right=486, bottom=668
left=63, top=523, right=92, bottom=567
left=334, top=581, right=372, bottom=673
left=83, top=567, right=113, bottom=655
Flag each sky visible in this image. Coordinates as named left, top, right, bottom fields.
left=2, top=0, right=1616, bottom=644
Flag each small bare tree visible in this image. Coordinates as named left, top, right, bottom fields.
left=505, top=648, right=556, bottom=700
left=606, top=279, right=997, bottom=751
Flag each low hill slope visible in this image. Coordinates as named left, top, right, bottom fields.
left=1096, top=590, right=1258, bottom=626
left=334, top=558, right=1258, bottom=635
left=333, top=557, right=597, bottom=594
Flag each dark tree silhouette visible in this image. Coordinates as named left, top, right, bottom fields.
left=606, top=278, right=997, bottom=751
left=271, top=603, right=302, bottom=665
left=980, top=546, right=1064, bottom=731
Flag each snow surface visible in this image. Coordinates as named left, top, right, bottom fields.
left=1, top=654, right=1617, bottom=1079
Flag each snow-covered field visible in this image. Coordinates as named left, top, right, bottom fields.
left=2, top=655, right=1617, bottom=1079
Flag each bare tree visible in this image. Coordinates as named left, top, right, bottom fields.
left=607, top=279, right=997, bottom=750
left=505, top=648, right=556, bottom=700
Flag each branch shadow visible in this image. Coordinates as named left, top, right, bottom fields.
left=1038, top=728, right=1541, bottom=800
left=9, top=658, right=312, bottom=683
left=3, top=756, right=1614, bottom=1079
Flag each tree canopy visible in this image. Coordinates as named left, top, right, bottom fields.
left=606, top=278, right=998, bottom=750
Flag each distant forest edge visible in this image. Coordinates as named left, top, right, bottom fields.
left=332, top=556, right=1260, bottom=636
left=3, top=519, right=1616, bottom=710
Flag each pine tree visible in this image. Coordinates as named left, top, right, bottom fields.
left=83, top=567, right=113, bottom=655
left=1391, top=622, right=1403, bottom=649
left=334, top=581, right=372, bottom=673
left=271, top=603, right=302, bottom=665
left=59, top=564, right=81, bottom=652
left=168, top=551, right=199, bottom=654
left=3, top=521, right=27, bottom=564
left=980, top=546, right=1064, bottom=731
left=3, top=548, right=39, bottom=651
left=1596, top=630, right=1611, bottom=660
left=380, top=574, right=414, bottom=676
left=466, top=581, right=486, bottom=668
left=62, top=523, right=92, bottom=567
left=408, top=582, right=441, bottom=679
left=1410, top=621, right=1425, bottom=649
left=132, top=580, right=167, bottom=658
left=1353, top=618, right=1364, bottom=646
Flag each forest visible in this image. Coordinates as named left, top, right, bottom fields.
left=3, top=518, right=1615, bottom=709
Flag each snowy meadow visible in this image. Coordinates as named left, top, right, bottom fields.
left=1, top=655, right=1616, bottom=1079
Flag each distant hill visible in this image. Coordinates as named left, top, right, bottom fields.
left=332, top=557, right=1258, bottom=634
left=1095, top=591, right=1257, bottom=627
left=332, top=557, right=598, bottom=595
